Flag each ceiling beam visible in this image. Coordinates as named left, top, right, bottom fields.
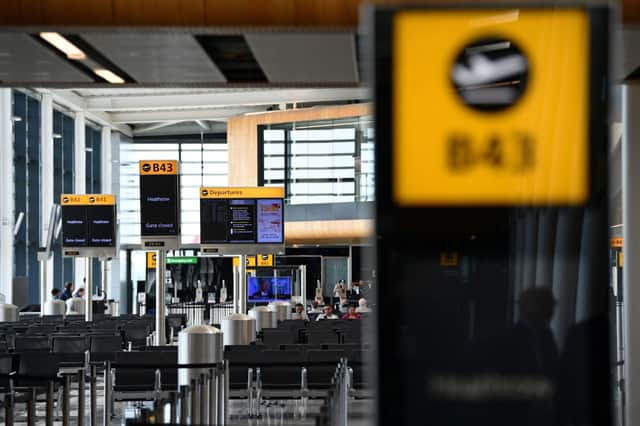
left=194, top=119, right=210, bottom=130
left=37, top=89, right=133, bottom=137
left=134, top=120, right=182, bottom=134
left=83, top=88, right=369, bottom=111
left=110, top=106, right=266, bottom=123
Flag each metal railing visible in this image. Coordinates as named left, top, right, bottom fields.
left=167, top=301, right=234, bottom=327
left=328, top=358, right=352, bottom=426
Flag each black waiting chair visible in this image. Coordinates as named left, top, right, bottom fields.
left=307, top=331, right=340, bottom=345
left=261, top=329, right=297, bottom=345
left=259, top=350, right=307, bottom=392
left=306, top=350, right=346, bottom=389
left=113, top=351, right=178, bottom=394
left=14, top=336, right=50, bottom=352
left=52, top=336, right=89, bottom=353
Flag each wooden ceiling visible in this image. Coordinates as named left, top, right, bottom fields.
left=1, top=0, right=635, bottom=27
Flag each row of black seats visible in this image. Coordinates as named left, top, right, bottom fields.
left=9, top=334, right=123, bottom=355
left=0, top=314, right=185, bottom=342
left=224, top=347, right=369, bottom=391
left=261, top=319, right=370, bottom=345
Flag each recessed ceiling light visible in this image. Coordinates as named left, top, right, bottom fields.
left=94, top=69, right=125, bottom=84
left=39, top=32, right=86, bottom=60
left=52, top=133, right=62, bottom=139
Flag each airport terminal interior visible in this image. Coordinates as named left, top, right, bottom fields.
left=0, top=1, right=639, bottom=425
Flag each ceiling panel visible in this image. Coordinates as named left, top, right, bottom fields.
left=245, top=33, right=358, bottom=83
left=81, top=33, right=226, bottom=83
left=0, top=34, right=93, bottom=83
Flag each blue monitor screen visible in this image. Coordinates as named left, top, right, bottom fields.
left=248, top=276, right=292, bottom=302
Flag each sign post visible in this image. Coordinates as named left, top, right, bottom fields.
left=374, top=6, right=610, bottom=426
left=60, top=194, right=117, bottom=322
left=139, top=160, right=180, bottom=345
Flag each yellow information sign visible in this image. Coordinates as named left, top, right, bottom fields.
left=139, top=160, right=178, bottom=175
left=60, top=194, right=115, bottom=205
left=247, top=256, right=257, bottom=267
left=147, top=252, right=157, bottom=269
left=200, top=187, right=284, bottom=199
left=393, top=9, right=589, bottom=205
left=440, top=252, right=459, bottom=267
left=611, top=237, right=623, bottom=248
left=257, top=254, right=274, bottom=267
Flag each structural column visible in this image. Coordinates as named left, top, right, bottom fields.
left=74, top=112, right=86, bottom=290
left=40, top=94, right=54, bottom=299
left=100, top=127, right=113, bottom=298
left=622, top=83, right=640, bottom=426
left=0, top=89, right=14, bottom=302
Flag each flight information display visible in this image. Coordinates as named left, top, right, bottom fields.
left=200, top=187, right=284, bottom=245
left=139, top=161, right=180, bottom=237
left=61, top=194, right=116, bottom=247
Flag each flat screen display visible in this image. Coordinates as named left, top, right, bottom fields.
left=62, top=205, right=88, bottom=246
left=140, top=174, right=180, bottom=236
left=248, top=276, right=292, bottom=302
left=200, top=198, right=283, bottom=244
left=62, top=204, right=116, bottom=247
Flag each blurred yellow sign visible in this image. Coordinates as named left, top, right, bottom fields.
left=611, top=237, right=623, bottom=248
left=247, top=256, right=256, bottom=267
left=440, top=252, right=459, bottom=267
left=393, top=9, right=589, bottom=205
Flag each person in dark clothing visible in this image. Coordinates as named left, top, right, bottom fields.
left=60, top=281, right=73, bottom=301
left=466, top=287, right=558, bottom=426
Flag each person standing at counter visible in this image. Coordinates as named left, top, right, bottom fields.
left=60, top=282, right=73, bottom=301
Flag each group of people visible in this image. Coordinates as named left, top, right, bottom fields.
left=50, top=282, right=86, bottom=313
left=290, top=296, right=372, bottom=321
left=51, top=281, right=85, bottom=301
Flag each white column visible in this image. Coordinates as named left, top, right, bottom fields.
left=101, top=127, right=112, bottom=193
left=623, top=83, right=640, bottom=426
left=40, top=94, right=54, bottom=297
left=110, top=132, right=122, bottom=307
left=100, top=126, right=113, bottom=299
left=74, top=112, right=86, bottom=290
left=0, top=89, right=14, bottom=302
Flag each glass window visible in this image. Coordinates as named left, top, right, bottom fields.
left=259, top=115, right=374, bottom=204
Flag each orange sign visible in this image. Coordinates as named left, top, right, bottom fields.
left=200, top=187, right=284, bottom=199
left=60, top=194, right=115, bottom=205
left=139, top=160, right=178, bottom=175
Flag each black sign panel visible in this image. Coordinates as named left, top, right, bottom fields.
left=62, top=204, right=116, bottom=247
left=140, top=174, right=180, bottom=237
left=200, top=198, right=284, bottom=244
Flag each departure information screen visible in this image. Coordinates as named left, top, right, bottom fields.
left=139, top=161, right=180, bottom=237
left=200, top=187, right=284, bottom=244
left=61, top=194, right=116, bottom=247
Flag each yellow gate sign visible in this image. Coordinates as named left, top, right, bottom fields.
left=257, top=254, right=274, bottom=267
left=147, top=252, right=157, bottom=269
left=393, top=9, right=589, bottom=206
